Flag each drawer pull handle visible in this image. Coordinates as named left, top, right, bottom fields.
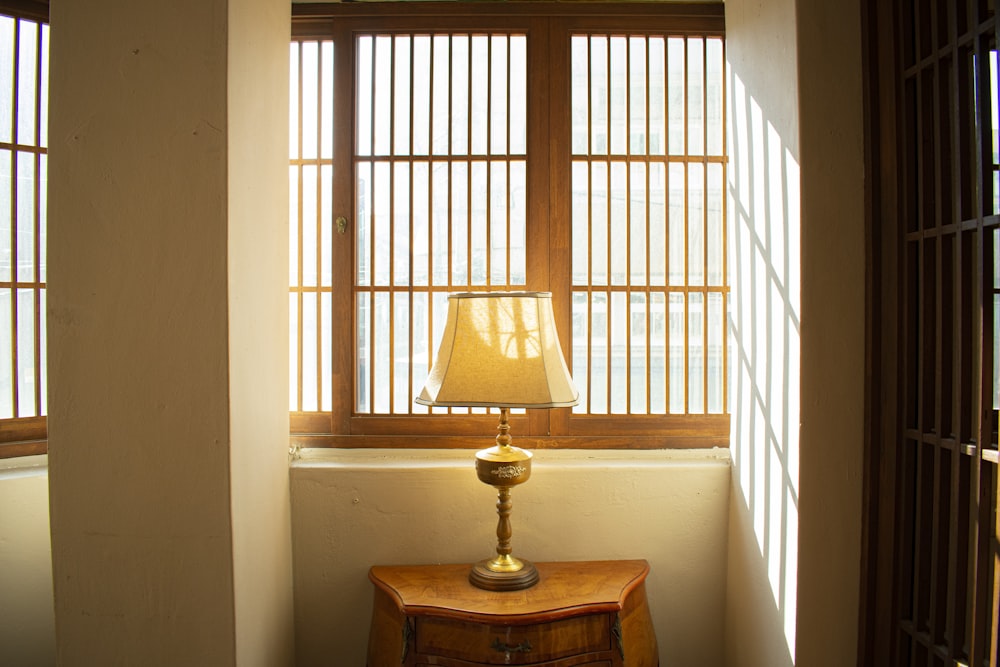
left=490, top=637, right=532, bottom=654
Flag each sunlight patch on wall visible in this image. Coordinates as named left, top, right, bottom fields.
left=727, top=65, right=801, bottom=660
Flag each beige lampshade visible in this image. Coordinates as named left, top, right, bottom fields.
left=416, top=292, right=579, bottom=409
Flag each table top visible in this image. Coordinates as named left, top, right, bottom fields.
left=369, top=559, right=651, bottom=624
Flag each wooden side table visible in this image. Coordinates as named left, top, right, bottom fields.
left=367, top=559, right=658, bottom=666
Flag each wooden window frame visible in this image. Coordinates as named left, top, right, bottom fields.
left=290, top=2, right=728, bottom=451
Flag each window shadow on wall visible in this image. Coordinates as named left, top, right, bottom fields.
left=726, top=61, right=799, bottom=667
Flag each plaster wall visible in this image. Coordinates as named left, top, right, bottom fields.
left=290, top=448, right=731, bottom=667
left=794, top=1, right=865, bottom=664
left=227, top=0, right=296, bottom=664
left=0, top=457, right=54, bottom=667
left=723, top=0, right=802, bottom=665
left=46, top=0, right=294, bottom=663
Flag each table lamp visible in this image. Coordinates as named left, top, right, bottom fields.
left=416, top=291, right=579, bottom=591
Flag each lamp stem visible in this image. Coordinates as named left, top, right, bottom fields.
left=494, top=487, right=514, bottom=560
left=496, top=407, right=511, bottom=448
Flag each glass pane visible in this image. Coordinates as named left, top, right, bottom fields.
left=394, top=35, right=411, bottom=156
left=0, top=18, right=13, bottom=145
left=393, top=292, right=409, bottom=413
left=571, top=36, right=589, bottom=155
left=650, top=291, right=666, bottom=413
left=510, top=160, right=526, bottom=284
left=470, top=160, right=487, bottom=285
left=590, top=291, right=608, bottom=413
left=688, top=162, right=705, bottom=286
left=451, top=161, right=468, bottom=284
left=650, top=162, right=666, bottom=285
left=649, top=37, right=665, bottom=156
left=570, top=292, right=589, bottom=414
left=572, top=161, right=589, bottom=286
left=667, top=37, right=685, bottom=156
left=688, top=292, right=704, bottom=413
left=451, top=35, right=469, bottom=155
left=668, top=163, right=685, bottom=284
left=289, top=293, right=299, bottom=410
left=610, top=161, right=627, bottom=285
left=356, top=36, right=372, bottom=157
left=373, top=161, right=390, bottom=285
left=630, top=161, right=647, bottom=285
left=610, top=290, right=627, bottom=413
left=630, top=292, right=648, bottom=413
left=412, top=161, right=429, bottom=286
left=0, top=150, right=10, bottom=283
left=356, top=292, right=369, bottom=413
left=16, top=151, right=33, bottom=283
left=490, top=35, right=508, bottom=155
left=706, top=38, right=724, bottom=156
left=373, top=35, right=392, bottom=156
left=707, top=162, right=725, bottom=285
left=393, top=162, right=410, bottom=285
left=629, top=36, right=647, bottom=155
left=412, top=36, right=431, bottom=156
left=301, top=292, right=318, bottom=412
left=321, top=291, right=332, bottom=412
left=490, top=160, right=507, bottom=285
left=320, top=41, right=333, bottom=160
left=356, top=162, right=372, bottom=286
left=609, top=36, right=627, bottom=155
left=432, top=35, right=450, bottom=156
left=373, top=291, right=390, bottom=413
left=431, top=161, right=449, bottom=285
left=0, top=289, right=10, bottom=418
left=37, top=287, right=44, bottom=415
left=320, top=165, right=333, bottom=287
left=591, top=162, right=608, bottom=285
left=510, top=36, right=526, bottom=155
left=470, top=36, right=488, bottom=155
left=301, top=164, right=317, bottom=287
left=591, top=36, right=608, bottom=155
left=412, top=292, right=429, bottom=414
left=687, top=38, right=704, bottom=156
left=669, top=292, right=684, bottom=413
left=16, top=20, right=36, bottom=146
left=301, top=41, right=318, bottom=160
left=708, top=291, right=724, bottom=413
left=38, top=24, right=47, bottom=149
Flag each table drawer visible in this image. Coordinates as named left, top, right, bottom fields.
left=415, top=613, right=611, bottom=664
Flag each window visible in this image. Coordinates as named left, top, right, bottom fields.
left=0, top=1, right=47, bottom=459
left=289, top=3, right=727, bottom=449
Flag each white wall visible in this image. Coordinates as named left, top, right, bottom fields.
left=724, top=0, right=801, bottom=664
left=0, top=456, right=54, bottom=667
left=290, top=448, right=731, bottom=667
left=724, top=1, right=866, bottom=666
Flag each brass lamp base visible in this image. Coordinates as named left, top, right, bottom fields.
left=469, top=408, right=538, bottom=592
left=469, top=556, right=539, bottom=591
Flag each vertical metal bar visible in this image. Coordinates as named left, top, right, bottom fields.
left=9, top=19, right=19, bottom=417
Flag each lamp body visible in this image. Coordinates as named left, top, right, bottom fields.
left=415, top=292, right=580, bottom=592
left=470, top=444, right=539, bottom=590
